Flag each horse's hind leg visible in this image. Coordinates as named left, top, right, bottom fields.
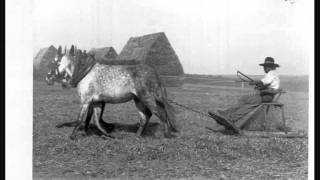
left=70, top=103, right=90, bottom=140
left=155, top=103, right=176, bottom=138
left=134, top=98, right=152, bottom=136
left=138, top=96, right=174, bottom=138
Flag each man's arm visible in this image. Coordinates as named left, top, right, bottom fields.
left=249, top=80, right=263, bottom=85
left=249, top=80, right=270, bottom=90
left=261, top=73, right=273, bottom=86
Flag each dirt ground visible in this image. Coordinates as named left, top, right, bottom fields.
left=33, top=80, right=308, bottom=179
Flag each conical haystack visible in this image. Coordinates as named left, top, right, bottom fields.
left=33, top=45, right=57, bottom=79
left=117, top=32, right=184, bottom=86
left=88, top=47, right=118, bottom=62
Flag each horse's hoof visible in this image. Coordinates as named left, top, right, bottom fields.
left=135, top=134, right=143, bottom=139
left=69, top=134, right=78, bottom=140
left=101, top=134, right=115, bottom=140
left=164, top=132, right=176, bottom=139
left=105, top=125, right=115, bottom=133
left=170, top=128, right=179, bottom=133
left=56, top=124, right=63, bottom=128
left=135, top=130, right=144, bottom=137
left=79, top=131, right=88, bottom=137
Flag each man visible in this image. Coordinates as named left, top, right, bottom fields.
left=250, top=57, right=280, bottom=102
left=216, top=57, right=281, bottom=124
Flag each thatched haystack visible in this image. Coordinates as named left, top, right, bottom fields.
left=117, top=32, right=184, bottom=87
left=87, top=47, right=139, bottom=65
left=97, top=59, right=141, bottom=65
left=33, top=45, right=57, bottom=79
left=88, top=47, right=118, bottom=62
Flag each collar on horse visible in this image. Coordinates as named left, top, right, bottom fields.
left=69, top=55, right=97, bottom=88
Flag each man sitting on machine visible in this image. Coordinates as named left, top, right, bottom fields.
left=209, top=57, right=281, bottom=131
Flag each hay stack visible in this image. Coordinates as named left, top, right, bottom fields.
left=33, top=45, right=57, bottom=79
left=117, top=32, right=184, bottom=87
left=88, top=47, right=118, bottom=62
left=88, top=47, right=142, bottom=65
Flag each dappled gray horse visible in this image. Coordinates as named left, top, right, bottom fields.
left=46, top=45, right=178, bottom=139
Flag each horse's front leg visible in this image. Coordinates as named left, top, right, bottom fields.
left=97, top=102, right=114, bottom=133
left=93, top=104, right=111, bottom=137
left=84, top=103, right=94, bottom=133
left=56, top=104, right=86, bottom=128
left=56, top=120, right=79, bottom=128
left=70, top=104, right=89, bottom=140
left=57, top=103, right=94, bottom=135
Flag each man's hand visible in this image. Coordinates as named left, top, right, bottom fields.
left=249, top=80, right=264, bottom=88
left=249, top=80, right=258, bottom=85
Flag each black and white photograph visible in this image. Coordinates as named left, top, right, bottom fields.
left=6, top=0, right=314, bottom=179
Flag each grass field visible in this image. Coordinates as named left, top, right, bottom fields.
left=33, top=78, right=308, bottom=179
left=183, top=74, right=309, bottom=92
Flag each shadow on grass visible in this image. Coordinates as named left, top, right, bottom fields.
left=205, top=126, right=238, bottom=135
left=56, top=120, right=161, bottom=138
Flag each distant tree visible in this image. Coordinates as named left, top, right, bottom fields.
left=284, top=0, right=295, bottom=4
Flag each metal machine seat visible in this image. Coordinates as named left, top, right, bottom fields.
left=236, top=89, right=287, bottom=133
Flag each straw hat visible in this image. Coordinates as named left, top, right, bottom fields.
left=259, top=57, right=280, bottom=68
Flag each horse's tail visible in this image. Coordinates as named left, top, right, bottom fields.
left=156, top=84, right=178, bottom=132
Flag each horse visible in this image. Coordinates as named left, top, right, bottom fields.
left=45, top=46, right=71, bottom=87
left=46, top=45, right=178, bottom=140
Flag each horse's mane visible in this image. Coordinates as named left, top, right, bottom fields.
left=69, top=51, right=96, bottom=87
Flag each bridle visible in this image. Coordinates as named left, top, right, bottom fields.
left=47, top=54, right=70, bottom=83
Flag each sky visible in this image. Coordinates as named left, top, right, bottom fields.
left=32, top=0, right=313, bottom=75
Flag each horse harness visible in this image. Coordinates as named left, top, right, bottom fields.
left=69, top=55, right=97, bottom=88
left=49, top=57, right=69, bottom=81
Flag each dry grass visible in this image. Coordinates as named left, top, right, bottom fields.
left=33, top=80, right=308, bottom=179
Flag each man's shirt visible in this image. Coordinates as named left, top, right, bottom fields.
left=261, top=70, right=280, bottom=89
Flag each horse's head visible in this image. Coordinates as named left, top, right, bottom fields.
left=45, top=45, right=76, bottom=87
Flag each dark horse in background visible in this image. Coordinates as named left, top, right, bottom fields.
left=46, top=45, right=178, bottom=140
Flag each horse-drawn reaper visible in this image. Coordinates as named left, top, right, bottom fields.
left=46, top=45, right=305, bottom=139
left=46, top=45, right=178, bottom=140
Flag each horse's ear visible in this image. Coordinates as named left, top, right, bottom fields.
left=64, top=46, right=67, bottom=54
left=70, top=45, right=75, bottom=56
left=57, top=46, right=62, bottom=55
left=75, top=49, right=82, bottom=57
left=88, top=52, right=95, bottom=58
